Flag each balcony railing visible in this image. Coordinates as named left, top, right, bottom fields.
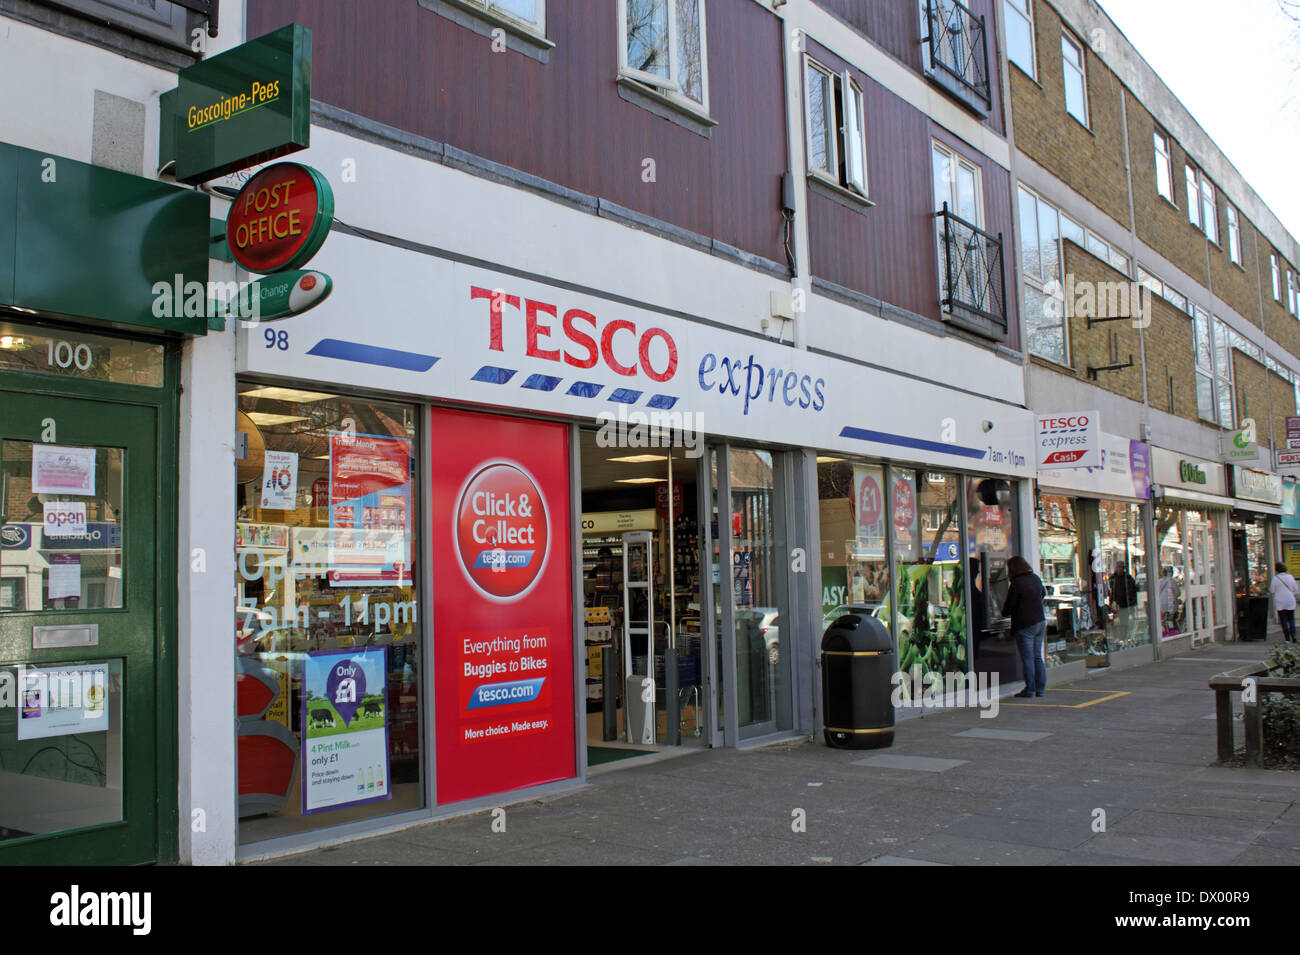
left=922, top=0, right=992, bottom=113
left=937, top=203, right=1007, bottom=333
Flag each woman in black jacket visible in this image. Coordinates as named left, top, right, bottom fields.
left=1002, top=555, right=1047, bottom=698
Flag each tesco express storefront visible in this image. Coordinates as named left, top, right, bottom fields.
left=228, top=230, right=1034, bottom=857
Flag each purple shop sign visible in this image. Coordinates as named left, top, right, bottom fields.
left=1129, top=440, right=1152, bottom=500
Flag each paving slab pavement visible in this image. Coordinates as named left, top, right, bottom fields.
left=259, top=639, right=1299, bottom=866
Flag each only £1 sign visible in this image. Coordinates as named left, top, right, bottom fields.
left=227, top=162, right=333, bottom=274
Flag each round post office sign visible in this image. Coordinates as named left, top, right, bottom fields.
left=226, top=162, right=334, bottom=273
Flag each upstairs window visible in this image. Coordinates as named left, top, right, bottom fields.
left=1227, top=205, right=1241, bottom=265
left=1004, top=0, right=1036, bottom=78
left=1185, top=165, right=1200, bottom=228
left=1272, top=254, right=1281, bottom=301
left=805, top=58, right=868, bottom=197
left=1290, top=271, right=1298, bottom=317
left=619, top=0, right=709, bottom=112
left=465, top=0, right=544, bottom=32
left=37, top=0, right=207, bottom=50
left=1061, top=33, right=1088, bottom=126
left=1200, top=177, right=1218, bottom=244
left=1153, top=131, right=1173, bottom=201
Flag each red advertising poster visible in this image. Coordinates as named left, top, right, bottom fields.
left=327, top=432, right=413, bottom=587
left=431, top=408, right=574, bottom=804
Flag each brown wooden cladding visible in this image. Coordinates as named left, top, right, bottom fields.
left=815, top=0, right=1007, bottom=136
left=246, top=0, right=789, bottom=263
left=803, top=36, right=1019, bottom=349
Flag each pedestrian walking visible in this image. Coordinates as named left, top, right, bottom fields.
left=1003, top=555, right=1047, bottom=697
left=1269, top=561, right=1298, bottom=642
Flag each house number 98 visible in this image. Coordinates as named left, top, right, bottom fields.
left=47, top=340, right=93, bottom=371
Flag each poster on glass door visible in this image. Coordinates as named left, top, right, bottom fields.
left=301, top=647, right=390, bottom=813
left=327, top=431, right=413, bottom=586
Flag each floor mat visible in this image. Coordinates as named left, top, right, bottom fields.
left=587, top=746, right=652, bottom=766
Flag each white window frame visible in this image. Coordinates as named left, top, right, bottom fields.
left=1003, top=0, right=1036, bottom=79
left=1272, top=254, right=1282, bottom=302
left=842, top=72, right=867, bottom=197
left=1061, top=33, right=1089, bottom=127
left=1289, top=271, right=1298, bottom=317
left=617, top=0, right=710, bottom=114
left=804, top=58, right=838, bottom=182
left=804, top=57, right=869, bottom=198
left=1153, top=131, right=1173, bottom=202
left=1227, top=205, right=1241, bottom=265
left=464, top=0, right=546, bottom=36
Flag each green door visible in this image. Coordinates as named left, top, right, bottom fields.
left=0, top=390, right=163, bottom=864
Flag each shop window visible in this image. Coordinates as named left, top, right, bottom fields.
left=1156, top=506, right=1220, bottom=643
left=234, top=387, right=422, bottom=844
left=816, top=459, right=890, bottom=632
left=892, top=470, right=966, bottom=691
left=968, top=477, right=1019, bottom=684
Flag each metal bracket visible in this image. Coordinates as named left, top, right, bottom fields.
left=1084, top=313, right=1138, bottom=329
left=1086, top=355, right=1134, bottom=380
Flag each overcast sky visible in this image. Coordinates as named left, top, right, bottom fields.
left=1098, top=0, right=1300, bottom=241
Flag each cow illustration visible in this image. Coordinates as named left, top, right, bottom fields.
left=309, top=708, right=335, bottom=728
left=361, top=699, right=383, bottom=718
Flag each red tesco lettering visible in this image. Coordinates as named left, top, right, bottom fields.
left=471, top=286, right=678, bottom=383
left=1040, top=416, right=1089, bottom=429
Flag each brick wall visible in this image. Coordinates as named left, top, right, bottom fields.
left=1010, top=1, right=1130, bottom=231
left=1061, top=242, right=1144, bottom=403
left=1139, top=288, right=1199, bottom=423
left=1125, top=96, right=1208, bottom=289
left=1232, top=351, right=1269, bottom=442
left=1268, top=368, right=1297, bottom=452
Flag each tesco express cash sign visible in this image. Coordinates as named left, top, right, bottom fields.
left=468, top=285, right=827, bottom=417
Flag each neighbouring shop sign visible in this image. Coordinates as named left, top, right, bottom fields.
left=230, top=270, right=333, bottom=322
left=163, top=24, right=312, bottom=184
left=1287, top=415, right=1300, bottom=450
left=1224, top=420, right=1260, bottom=464
left=1150, top=448, right=1227, bottom=497
left=1035, top=411, right=1100, bottom=469
left=1285, top=539, right=1300, bottom=575
left=1232, top=466, right=1283, bottom=506
left=1276, top=449, right=1300, bottom=478
left=431, top=409, right=574, bottom=804
left=1037, top=433, right=1150, bottom=500
left=226, top=164, right=334, bottom=273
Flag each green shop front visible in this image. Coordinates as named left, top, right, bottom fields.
left=0, top=142, right=208, bottom=864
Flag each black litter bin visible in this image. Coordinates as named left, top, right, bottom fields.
left=821, top=611, right=895, bottom=749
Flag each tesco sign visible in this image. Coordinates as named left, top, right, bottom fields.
left=1036, top=410, right=1100, bottom=470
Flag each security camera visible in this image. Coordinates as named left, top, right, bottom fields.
left=981, top=420, right=994, bottom=432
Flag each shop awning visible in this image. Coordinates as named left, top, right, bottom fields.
left=1152, top=485, right=1236, bottom=510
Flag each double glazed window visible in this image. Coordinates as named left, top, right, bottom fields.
left=1193, top=309, right=1233, bottom=427
left=1226, top=205, right=1242, bottom=265
left=1153, top=131, right=1173, bottom=202
left=805, top=57, right=867, bottom=197
left=463, top=0, right=545, bottom=34
left=1004, top=0, right=1036, bottom=78
left=1061, top=33, right=1088, bottom=126
left=619, top=0, right=709, bottom=112
left=1186, top=165, right=1218, bottom=243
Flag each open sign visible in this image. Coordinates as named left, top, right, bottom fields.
left=43, top=502, right=88, bottom=539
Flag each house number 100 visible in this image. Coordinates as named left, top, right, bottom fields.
left=47, top=340, right=92, bottom=371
